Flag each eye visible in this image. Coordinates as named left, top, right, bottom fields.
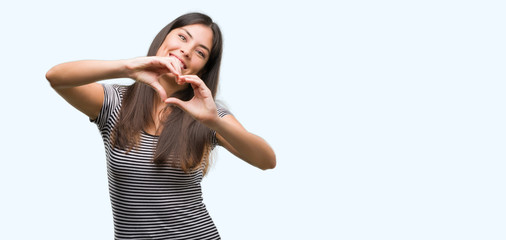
left=178, top=34, right=186, bottom=41
left=196, top=50, right=206, bottom=58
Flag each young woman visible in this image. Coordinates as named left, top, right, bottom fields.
left=46, top=12, right=276, bottom=239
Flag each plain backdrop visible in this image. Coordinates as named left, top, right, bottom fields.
left=1, top=0, right=505, bottom=239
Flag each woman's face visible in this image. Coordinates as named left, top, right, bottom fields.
left=156, top=24, right=214, bottom=76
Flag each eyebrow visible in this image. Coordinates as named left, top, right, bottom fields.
left=182, top=28, right=211, bottom=53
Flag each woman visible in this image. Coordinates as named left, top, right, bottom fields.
left=46, top=12, right=276, bottom=239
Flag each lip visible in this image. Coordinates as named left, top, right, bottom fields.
left=169, top=54, right=187, bottom=69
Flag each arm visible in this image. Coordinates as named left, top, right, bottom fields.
left=214, top=115, right=276, bottom=170
left=46, top=60, right=126, bottom=119
left=164, top=75, right=276, bottom=170
left=46, top=57, right=183, bottom=119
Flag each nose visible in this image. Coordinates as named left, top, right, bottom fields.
left=180, top=48, right=190, bottom=58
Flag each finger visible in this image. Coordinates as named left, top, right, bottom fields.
left=150, top=81, right=168, bottom=101
left=178, top=76, right=199, bottom=92
left=160, top=58, right=181, bottom=78
left=179, top=75, right=204, bottom=87
left=171, top=62, right=182, bottom=76
left=180, top=75, right=211, bottom=96
left=171, top=62, right=184, bottom=84
left=167, top=57, right=183, bottom=75
left=171, top=56, right=185, bottom=72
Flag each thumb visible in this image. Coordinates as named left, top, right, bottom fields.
left=150, top=81, right=167, bottom=101
left=164, top=97, right=188, bottom=110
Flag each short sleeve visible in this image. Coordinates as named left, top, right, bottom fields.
left=211, top=106, right=232, bottom=148
left=217, top=107, right=231, bottom=118
left=90, top=84, right=123, bottom=131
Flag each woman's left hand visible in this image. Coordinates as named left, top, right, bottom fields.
left=167, top=76, right=276, bottom=170
left=164, top=75, right=219, bottom=127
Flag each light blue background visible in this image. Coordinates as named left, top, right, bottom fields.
left=1, top=0, right=505, bottom=239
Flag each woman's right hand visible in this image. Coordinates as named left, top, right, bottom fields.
left=46, top=57, right=183, bottom=119
left=125, top=56, right=184, bottom=100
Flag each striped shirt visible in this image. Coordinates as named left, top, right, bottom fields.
left=92, top=84, right=228, bottom=240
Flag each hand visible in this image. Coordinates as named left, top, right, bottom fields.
left=125, top=56, right=184, bottom=100
left=164, top=75, right=219, bottom=127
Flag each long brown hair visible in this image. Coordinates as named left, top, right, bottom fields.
left=112, top=12, right=223, bottom=174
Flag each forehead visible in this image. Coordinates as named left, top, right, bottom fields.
left=172, top=24, right=213, bottom=50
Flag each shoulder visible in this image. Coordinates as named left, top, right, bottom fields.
left=102, top=83, right=129, bottom=102
left=105, top=83, right=128, bottom=95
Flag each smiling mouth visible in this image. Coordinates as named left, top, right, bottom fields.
left=169, top=54, right=187, bottom=69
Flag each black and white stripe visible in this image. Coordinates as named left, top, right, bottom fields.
left=92, top=84, right=228, bottom=240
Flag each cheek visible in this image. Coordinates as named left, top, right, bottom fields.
left=155, top=45, right=165, bottom=56
left=156, top=43, right=170, bottom=56
left=190, top=60, right=207, bottom=73
left=157, top=38, right=178, bottom=55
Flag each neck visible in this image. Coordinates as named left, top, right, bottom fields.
left=152, top=74, right=187, bottom=116
left=158, top=74, right=188, bottom=99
